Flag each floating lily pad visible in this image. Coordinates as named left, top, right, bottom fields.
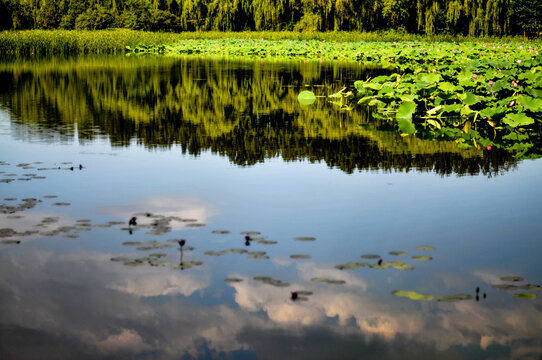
left=298, top=90, right=316, bottom=105
left=136, top=246, right=155, bottom=251
left=518, top=284, right=542, bottom=291
left=2, top=239, right=21, bottom=244
left=492, top=284, right=519, bottom=290
left=225, top=277, right=243, bottom=283
left=416, top=246, right=436, bottom=251
left=361, top=254, right=380, bottom=259
left=311, top=277, right=346, bottom=285
left=294, top=236, right=316, bottom=242
left=501, top=276, right=524, bottom=282
left=241, top=231, right=261, bottom=236
left=0, top=179, right=14, bottom=183
left=0, top=228, right=17, bottom=237
left=41, top=217, right=59, bottom=223
left=389, top=251, right=407, bottom=256
left=212, top=230, right=231, bottom=234
left=412, top=256, right=432, bottom=261
left=75, top=219, right=91, bottom=223
left=149, top=253, right=167, bottom=258
left=247, top=251, right=269, bottom=260
left=252, top=238, right=278, bottom=245
left=53, top=202, right=71, bottom=206
left=4, top=198, right=16, bottom=201
left=290, top=254, right=311, bottom=259
left=124, top=260, right=146, bottom=267
left=173, top=260, right=203, bottom=269
left=63, top=233, right=79, bottom=239
left=253, top=276, right=289, bottom=287
left=110, top=256, right=131, bottom=262
left=392, top=290, right=434, bottom=301
left=437, top=294, right=472, bottom=302
left=514, top=293, right=538, bottom=299
left=108, top=221, right=125, bottom=225
left=335, top=262, right=370, bottom=270
left=185, top=223, right=206, bottom=228
left=7, top=215, right=23, bottom=219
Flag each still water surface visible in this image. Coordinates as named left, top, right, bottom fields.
left=0, top=55, right=541, bottom=360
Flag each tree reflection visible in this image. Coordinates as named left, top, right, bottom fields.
left=0, top=56, right=517, bottom=176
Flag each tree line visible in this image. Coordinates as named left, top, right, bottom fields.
left=0, top=0, right=541, bottom=36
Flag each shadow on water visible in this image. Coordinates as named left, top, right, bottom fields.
left=0, top=55, right=517, bottom=177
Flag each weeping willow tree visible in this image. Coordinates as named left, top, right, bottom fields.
left=1, top=0, right=540, bottom=34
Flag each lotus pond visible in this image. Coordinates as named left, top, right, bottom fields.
left=0, top=49, right=541, bottom=360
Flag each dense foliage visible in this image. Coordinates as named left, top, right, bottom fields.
left=1, top=0, right=541, bottom=36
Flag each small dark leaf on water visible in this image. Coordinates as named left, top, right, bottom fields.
left=501, top=276, right=524, bottom=282
left=361, top=254, right=380, bottom=259
left=294, top=236, right=316, bottom=242
left=290, top=254, right=311, bottom=259
left=416, top=246, right=436, bottom=251
left=212, top=230, right=231, bottom=234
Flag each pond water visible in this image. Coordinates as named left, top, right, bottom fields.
left=0, top=55, right=541, bottom=360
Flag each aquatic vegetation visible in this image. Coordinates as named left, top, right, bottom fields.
left=392, top=290, right=434, bottom=301
left=501, top=276, right=524, bottom=282
left=416, top=245, right=436, bottom=251
left=224, top=277, right=244, bottom=283
left=360, top=254, right=380, bottom=259
left=329, top=41, right=542, bottom=159
left=294, top=236, right=316, bottom=242
left=335, top=262, right=370, bottom=270
left=253, top=276, right=289, bottom=287
left=290, top=254, right=311, bottom=259
left=311, top=277, right=346, bottom=285
left=212, top=230, right=231, bottom=234
left=389, top=251, right=407, bottom=256
left=514, top=293, right=538, bottom=299
left=437, top=294, right=472, bottom=302
left=412, top=256, right=433, bottom=261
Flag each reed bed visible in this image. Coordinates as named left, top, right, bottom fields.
left=0, top=29, right=529, bottom=57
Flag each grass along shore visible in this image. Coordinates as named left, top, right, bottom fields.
left=0, top=29, right=536, bottom=57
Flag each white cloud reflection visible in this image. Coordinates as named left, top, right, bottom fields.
left=1, top=247, right=541, bottom=360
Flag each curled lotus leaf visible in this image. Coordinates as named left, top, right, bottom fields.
left=290, top=254, right=311, bottom=259
left=416, top=245, right=435, bottom=251
left=311, top=277, right=346, bottom=285
left=294, top=236, right=316, bottom=241
left=389, top=251, right=407, bottom=256
left=392, top=290, right=434, bottom=301
left=501, top=276, right=524, bottom=282
left=514, top=293, right=538, bottom=299
left=437, top=294, right=473, bottom=302
left=412, top=256, right=432, bottom=261
left=361, top=254, right=380, bottom=259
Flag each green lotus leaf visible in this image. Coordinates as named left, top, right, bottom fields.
left=514, top=293, right=538, bottom=299
left=517, top=95, right=542, bottom=111
left=503, top=113, right=535, bottom=128
left=392, top=290, right=434, bottom=301
left=298, top=90, right=316, bottom=105
left=416, top=245, right=435, bottom=251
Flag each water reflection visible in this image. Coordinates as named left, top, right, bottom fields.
left=0, top=55, right=517, bottom=176
left=1, top=245, right=541, bottom=359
